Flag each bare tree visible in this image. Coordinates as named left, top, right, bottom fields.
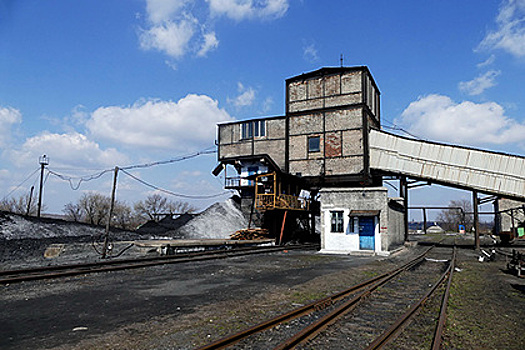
left=0, top=193, right=39, bottom=216
left=112, top=200, right=137, bottom=230
left=78, top=192, right=110, bottom=226
left=437, top=199, right=473, bottom=231
left=63, top=202, right=83, bottom=222
left=134, top=194, right=197, bottom=223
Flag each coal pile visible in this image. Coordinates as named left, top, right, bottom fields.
left=0, top=211, right=141, bottom=266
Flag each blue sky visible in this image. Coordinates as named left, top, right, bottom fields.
left=1, top=0, right=524, bottom=218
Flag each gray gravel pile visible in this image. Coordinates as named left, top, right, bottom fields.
left=171, top=197, right=248, bottom=239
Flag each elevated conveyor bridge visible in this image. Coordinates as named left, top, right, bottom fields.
left=369, top=129, right=525, bottom=200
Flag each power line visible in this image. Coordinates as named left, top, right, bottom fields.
left=48, top=168, right=113, bottom=190
left=120, top=148, right=216, bottom=171
left=119, top=168, right=232, bottom=199
left=47, top=147, right=218, bottom=190
left=1, top=167, right=40, bottom=201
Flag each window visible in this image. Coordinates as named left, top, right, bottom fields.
left=241, top=120, right=266, bottom=139
left=330, top=211, right=344, bottom=233
left=308, top=136, right=320, bottom=152
left=242, top=122, right=253, bottom=139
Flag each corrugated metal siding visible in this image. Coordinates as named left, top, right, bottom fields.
left=369, top=129, right=525, bottom=199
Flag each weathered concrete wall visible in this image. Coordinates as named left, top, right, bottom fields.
left=288, top=107, right=365, bottom=177
left=218, top=117, right=286, bottom=171
left=287, top=71, right=363, bottom=114
left=386, top=198, right=405, bottom=250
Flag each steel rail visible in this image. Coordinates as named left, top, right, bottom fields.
left=365, top=247, right=456, bottom=350
left=273, top=253, right=427, bottom=350
left=195, top=247, right=433, bottom=350
left=431, top=247, right=456, bottom=350
left=0, top=243, right=319, bottom=284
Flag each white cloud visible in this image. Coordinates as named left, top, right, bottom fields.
left=478, top=0, right=525, bottom=57
left=400, top=94, right=525, bottom=146
left=303, top=42, right=319, bottom=63
left=477, top=54, right=496, bottom=68
left=139, top=18, right=197, bottom=59
left=11, top=132, right=128, bottom=169
left=197, top=31, right=219, bottom=56
left=458, top=70, right=501, bottom=95
left=228, top=82, right=256, bottom=107
left=0, top=106, right=22, bottom=147
left=139, top=0, right=289, bottom=60
left=145, top=0, right=189, bottom=24
left=86, top=94, right=232, bottom=151
left=207, top=0, right=289, bottom=21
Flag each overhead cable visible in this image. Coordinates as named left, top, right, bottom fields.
left=1, top=167, right=40, bottom=201
left=48, top=168, right=113, bottom=190
left=47, top=147, right=217, bottom=190
left=120, top=148, right=216, bottom=171
left=119, top=168, right=232, bottom=199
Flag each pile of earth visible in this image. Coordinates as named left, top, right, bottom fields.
left=0, top=196, right=248, bottom=265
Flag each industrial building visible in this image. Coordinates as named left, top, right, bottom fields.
left=214, top=66, right=404, bottom=254
left=214, top=66, right=525, bottom=254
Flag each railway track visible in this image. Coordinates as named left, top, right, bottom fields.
left=0, top=243, right=319, bottom=284
left=197, top=246, right=456, bottom=350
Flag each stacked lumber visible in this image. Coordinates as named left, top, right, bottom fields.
left=230, top=228, right=271, bottom=240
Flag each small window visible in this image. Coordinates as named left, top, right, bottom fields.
left=308, top=136, right=320, bottom=152
left=241, top=122, right=253, bottom=139
left=330, top=211, right=344, bottom=233
left=241, top=120, right=266, bottom=139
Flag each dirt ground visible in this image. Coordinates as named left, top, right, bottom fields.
left=1, top=235, right=524, bottom=350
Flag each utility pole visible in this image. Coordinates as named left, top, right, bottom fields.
left=37, top=155, right=49, bottom=218
left=102, top=166, right=119, bottom=259
left=26, top=186, right=34, bottom=216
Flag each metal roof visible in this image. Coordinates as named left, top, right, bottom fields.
left=369, top=129, right=525, bottom=200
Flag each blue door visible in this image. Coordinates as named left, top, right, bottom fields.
left=359, top=216, right=375, bottom=250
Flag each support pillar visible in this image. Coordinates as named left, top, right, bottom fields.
left=493, top=197, right=500, bottom=236
left=422, top=208, right=427, bottom=235
left=400, top=176, right=409, bottom=241
left=473, top=190, right=480, bottom=250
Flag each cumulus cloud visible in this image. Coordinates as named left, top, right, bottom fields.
left=10, top=132, right=128, bottom=169
left=228, top=82, right=256, bottom=107
left=86, top=94, right=232, bottom=151
left=478, top=0, right=525, bottom=57
left=207, top=0, right=289, bottom=21
left=145, top=0, right=189, bottom=24
left=458, top=70, right=501, bottom=96
left=139, top=17, right=197, bottom=59
left=139, top=0, right=289, bottom=60
left=0, top=106, right=22, bottom=147
left=197, top=31, right=219, bottom=56
left=399, top=94, right=525, bottom=146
